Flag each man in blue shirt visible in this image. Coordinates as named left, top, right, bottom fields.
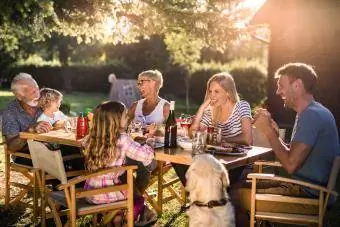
left=2, top=73, right=52, bottom=165
left=232, top=63, right=339, bottom=226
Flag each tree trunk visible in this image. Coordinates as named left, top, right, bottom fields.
left=185, top=74, right=190, bottom=113
left=58, top=38, right=72, bottom=93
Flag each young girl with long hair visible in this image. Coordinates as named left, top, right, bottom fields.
left=82, top=101, right=156, bottom=225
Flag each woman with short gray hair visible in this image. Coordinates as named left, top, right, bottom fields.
left=128, top=69, right=169, bottom=126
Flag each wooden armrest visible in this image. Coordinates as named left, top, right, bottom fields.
left=254, top=161, right=282, bottom=167
left=57, top=165, right=138, bottom=189
left=247, top=173, right=338, bottom=196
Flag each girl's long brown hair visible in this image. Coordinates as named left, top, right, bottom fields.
left=83, top=101, right=126, bottom=171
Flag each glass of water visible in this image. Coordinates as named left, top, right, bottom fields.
left=64, top=117, right=77, bottom=133
left=192, top=131, right=206, bottom=157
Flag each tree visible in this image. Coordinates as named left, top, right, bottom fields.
left=164, top=30, right=204, bottom=112
left=0, top=0, right=259, bottom=94
left=1, top=0, right=252, bottom=54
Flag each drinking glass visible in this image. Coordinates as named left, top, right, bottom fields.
left=128, top=120, right=144, bottom=138
left=213, top=127, right=222, bottom=146
left=180, top=115, right=192, bottom=138
left=192, top=131, right=206, bottom=157
left=64, top=117, right=77, bottom=133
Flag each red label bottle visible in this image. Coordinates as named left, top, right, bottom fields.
left=76, top=112, right=89, bottom=140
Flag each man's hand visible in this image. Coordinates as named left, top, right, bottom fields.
left=34, top=121, right=52, bottom=133
left=253, top=108, right=275, bottom=136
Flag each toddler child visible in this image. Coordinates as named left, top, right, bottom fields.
left=37, top=88, right=67, bottom=128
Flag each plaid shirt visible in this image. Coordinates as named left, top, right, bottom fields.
left=84, top=132, right=154, bottom=204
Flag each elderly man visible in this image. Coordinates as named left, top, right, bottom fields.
left=231, top=63, right=340, bottom=226
left=2, top=73, right=52, bottom=165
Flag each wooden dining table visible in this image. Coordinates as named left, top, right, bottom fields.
left=20, top=129, right=273, bottom=213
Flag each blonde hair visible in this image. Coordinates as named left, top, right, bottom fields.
left=83, top=101, right=126, bottom=171
left=138, top=69, right=163, bottom=90
left=204, top=72, right=239, bottom=125
left=38, top=88, right=63, bottom=110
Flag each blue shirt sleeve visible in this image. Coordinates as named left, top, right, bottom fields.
left=2, top=109, right=20, bottom=136
left=292, top=111, right=319, bottom=147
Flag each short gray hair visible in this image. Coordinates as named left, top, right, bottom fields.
left=11, top=73, right=37, bottom=95
left=138, top=70, right=163, bottom=89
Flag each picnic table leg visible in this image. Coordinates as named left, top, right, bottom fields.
left=157, top=160, right=164, bottom=214
left=33, top=170, right=38, bottom=225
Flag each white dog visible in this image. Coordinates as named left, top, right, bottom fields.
left=185, top=154, right=235, bottom=227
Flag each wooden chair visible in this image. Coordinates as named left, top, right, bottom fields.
left=3, top=136, right=84, bottom=225
left=143, top=161, right=186, bottom=215
left=248, top=156, right=340, bottom=227
left=27, top=139, right=137, bottom=227
left=2, top=137, right=39, bottom=224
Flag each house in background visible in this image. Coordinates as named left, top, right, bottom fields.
left=251, top=0, right=340, bottom=131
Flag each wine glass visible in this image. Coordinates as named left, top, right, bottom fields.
left=180, top=115, right=192, bottom=138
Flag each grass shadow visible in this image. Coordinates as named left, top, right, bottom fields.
left=0, top=203, right=32, bottom=226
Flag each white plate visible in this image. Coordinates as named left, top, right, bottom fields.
left=154, top=142, right=164, bottom=149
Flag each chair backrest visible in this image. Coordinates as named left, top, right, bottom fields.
left=27, top=140, right=67, bottom=184
left=327, top=156, right=340, bottom=190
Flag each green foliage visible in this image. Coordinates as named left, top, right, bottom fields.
left=0, top=0, right=254, bottom=60
left=231, top=65, right=267, bottom=108
left=164, top=30, right=204, bottom=72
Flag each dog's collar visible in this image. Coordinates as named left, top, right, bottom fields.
left=192, top=198, right=228, bottom=209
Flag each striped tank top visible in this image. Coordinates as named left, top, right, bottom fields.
left=201, top=100, right=252, bottom=138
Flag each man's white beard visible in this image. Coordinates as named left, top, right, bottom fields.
left=25, top=99, right=38, bottom=107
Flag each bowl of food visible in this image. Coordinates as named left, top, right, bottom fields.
left=177, top=137, right=193, bottom=150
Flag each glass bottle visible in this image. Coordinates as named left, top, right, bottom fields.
left=164, top=101, right=177, bottom=148
left=76, top=112, right=89, bottom=140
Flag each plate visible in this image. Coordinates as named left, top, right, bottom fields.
left=154, top=142, right=164, bottom=149
left=205, top=146, right=248, bottom=156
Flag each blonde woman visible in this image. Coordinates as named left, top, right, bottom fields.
left=190, top=72, right=253, bottom=145
left=128, top=69, right=170, bottom=126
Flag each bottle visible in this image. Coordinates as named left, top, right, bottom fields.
left=76, top=112, right=89, bottom=140
left=164, top=101, right=177, bottom=148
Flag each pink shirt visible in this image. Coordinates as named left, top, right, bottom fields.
left=83, top=133, right=154, bottom=204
